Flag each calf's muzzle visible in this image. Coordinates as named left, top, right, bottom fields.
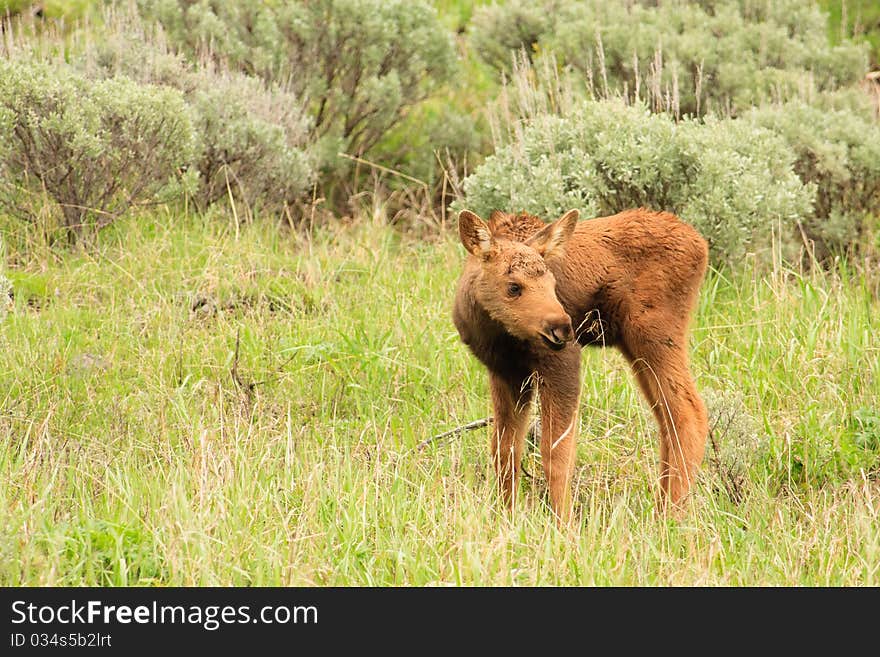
left=540, top=315, right=574, bottom=350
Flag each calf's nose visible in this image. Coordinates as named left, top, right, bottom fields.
left=545, top=317, right=574, bottom=344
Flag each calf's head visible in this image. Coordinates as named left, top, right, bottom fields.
left=458, top=209, right=578, bottom=351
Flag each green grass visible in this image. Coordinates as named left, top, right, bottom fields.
left=1, top=208, right=878, bottom=585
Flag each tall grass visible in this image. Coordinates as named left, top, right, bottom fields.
left=1, top=207, right=878, bottom=585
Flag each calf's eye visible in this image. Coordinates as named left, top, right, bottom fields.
left=507, top=282, right=522, bottom=297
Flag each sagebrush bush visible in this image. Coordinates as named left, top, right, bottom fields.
left=135, top=0, right=292, bottom=78
left=702, top=387, right=768, bottom=504
left=139, top=0, right=456, bottom=171
left=470, top=0, right=868, bottom=117
left=0, top=60, right=195, bottom=242
left=747, top=101, right=880, bottom=260
left=187, top=70, right=314, bottom=210
left=79, top=5, right=192, bottom=89
left=459, top=100, right=814, bottom=266
left=78, top=9, right=315, bottom=212
left=468, top=0, right=557, bottom=73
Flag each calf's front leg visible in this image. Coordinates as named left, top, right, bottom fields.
left=538, top=348, right=581, bottom=525
left=489, top=373, right=534, bottom=510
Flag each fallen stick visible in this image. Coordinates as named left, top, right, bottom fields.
left=416, top=417, right=543, bottom=452
left=417, top=417, right=493, bottom=451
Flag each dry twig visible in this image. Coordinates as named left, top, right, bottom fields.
left=417, top=417, right=494, bottom=451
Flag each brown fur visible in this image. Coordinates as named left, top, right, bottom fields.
left=453, top=208, right=709, bottom=522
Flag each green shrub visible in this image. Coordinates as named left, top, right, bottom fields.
left=468, top=0, right=556, bottom=73
left=135, top=1, right=287, bottom=77
left=0, top=0, right=101, bottom=28
left=703, top=387, right=769, bottom=504
left=375, top=97, right=484, bottom=189
left=470, top=0, right=868, bottom=117
left=0, top=1, right=31, bottom=17
left=79, top=11, right=315, bottom=212
left=765, top=404, right=880, bottom=489
left=188, top=69, right=314, bottom=210
left=79, top=7, right=193, bottom=89
left=747, top=101, right=880, bottom=260
left=0, top=60, right=196, bottom=243
left=139, top=0, right=456, bottom=170
left=458, top=100, right=814, bottom=266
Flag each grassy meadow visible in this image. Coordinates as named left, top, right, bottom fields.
left=1, top=208, right=878, bottom=586
left=1, top=0, right=879, bottom=588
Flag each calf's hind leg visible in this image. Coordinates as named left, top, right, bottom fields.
left=625, top=344, right=708, bottom=513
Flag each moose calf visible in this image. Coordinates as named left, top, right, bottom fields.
left=453, top=208, right=709, bottom=522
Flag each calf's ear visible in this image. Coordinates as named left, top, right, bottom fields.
left=526, top=209, right=579, bottom=261
left=458, top=210, right=495, bottom=259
